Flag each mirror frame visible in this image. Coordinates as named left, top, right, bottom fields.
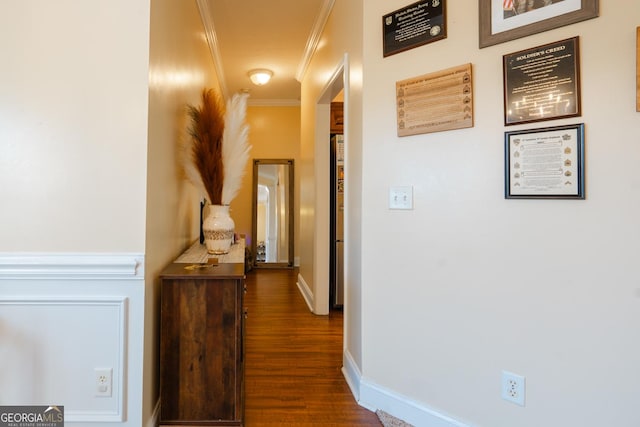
left=251, top=159, right=295, bottom=268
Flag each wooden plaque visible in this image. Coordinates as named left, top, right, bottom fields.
left=396, top=63, right=473, bottom=136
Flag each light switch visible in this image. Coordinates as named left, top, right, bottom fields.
left=389, top=186, right=413, bottom=210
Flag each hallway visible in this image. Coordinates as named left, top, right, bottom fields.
left=244, top=268, right=382, bottom=426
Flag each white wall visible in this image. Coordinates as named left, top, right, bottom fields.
left=358, top=1, right=640, bottom=426
left=0, top=0, right=150, bottom=253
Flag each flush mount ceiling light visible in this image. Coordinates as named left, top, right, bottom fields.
left=248, top=69, right=273, bottom=86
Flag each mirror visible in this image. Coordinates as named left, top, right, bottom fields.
left=251, top=159, right=294, bottom=268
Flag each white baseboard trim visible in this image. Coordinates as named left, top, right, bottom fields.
left=296, top=273, right=315, bottom=313
left=344, top=350, right=470, bottom=427
left=342, top=349, right=361, bottom=400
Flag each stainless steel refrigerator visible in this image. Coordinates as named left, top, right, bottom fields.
left=331, top=134, right=344, bottom=308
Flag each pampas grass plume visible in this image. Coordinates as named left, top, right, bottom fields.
left=183, top=89, right=251, bottom=206
left=185, top=89, right=225, bottom=205
left=221, top=93, right=251, bottom=205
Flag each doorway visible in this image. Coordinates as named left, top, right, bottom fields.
left=329, top=100, right=344, bottom=309
left=316, top=55, right=348, bottom=314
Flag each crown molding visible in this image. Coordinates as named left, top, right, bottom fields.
left=197, top=0, right=229, bottom=100
left=295, top=0, right=336, bottom=82
left=248, top=99, right=301, bottom=107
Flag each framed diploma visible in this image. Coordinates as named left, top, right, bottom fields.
left=505, top=123, right=585, bottom=199
left=479, top=0, right=598, bottom=48
left=503, top=37, right=581, bottom=125
left=383, top=0, right=446, bottom=57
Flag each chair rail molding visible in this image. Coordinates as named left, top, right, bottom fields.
left=0, top=252, right=144, bottom=280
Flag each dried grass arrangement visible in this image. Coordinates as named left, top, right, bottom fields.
left=184, top=89, right=251, bottom=206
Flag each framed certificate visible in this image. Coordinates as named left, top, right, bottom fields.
left=503, top=37, right=581, bottom=125
left=479, top=0, right=598, bottom=48
left=637, top=27, right=639, bottom=112
left=383, top=0, right=446, bottom=57
left=505, top=123, right=585, bottom=199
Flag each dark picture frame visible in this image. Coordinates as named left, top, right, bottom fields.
left=636, top=27, right=639, bottom=112
left=383, top=0, right=446, bottom=57
left=479, top=0, right=598, bottom=48
left=503, top=37, right=581, bottom=126
left=505, top=123, right=585, bottom=199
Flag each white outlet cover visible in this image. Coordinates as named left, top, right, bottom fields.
left=501, top=370, right=525, bottom=406
left=95, top=367, right=113, bottom=397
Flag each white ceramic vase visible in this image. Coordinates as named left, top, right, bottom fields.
left=203, top=204, right=235, bottom=255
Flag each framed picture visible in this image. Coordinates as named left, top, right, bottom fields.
left=479, top=0, right=598, bottom=48
left=636, top=27, right=639, bottom=112
left=383, top=0, right=446, bottom=57
left=503, top=37, right=581, bottom=125
left=505, top=123, right=585, bottom=199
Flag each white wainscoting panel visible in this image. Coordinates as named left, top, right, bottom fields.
left=0, top=253, right=144, bottom=426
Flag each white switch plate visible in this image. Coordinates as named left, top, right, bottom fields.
left=389, top=186, right=413, bottom=210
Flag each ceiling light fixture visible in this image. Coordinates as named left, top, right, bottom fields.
left=248, top=69, right=273, bottom=86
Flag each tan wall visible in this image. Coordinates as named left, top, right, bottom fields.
left=233, top=106, right=301, bottom=260
left=299, top=0, right=364, bottom=365
left=146, top=0, right=223, bottom=423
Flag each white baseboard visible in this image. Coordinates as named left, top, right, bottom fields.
left=342, top=349, right=361, bottom=400
left=296, top=273, right=315, bottom=313
left=344, top=349, right=471, bottom=427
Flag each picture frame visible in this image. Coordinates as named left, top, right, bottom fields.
left=383, top=0, right=446, bottom=57
left=503, top=37, right=581, bottom=125
left=636, top=27, right=640, bottom=112
left=479, top=0, right=598, bottom=48
left=505, top=123, right=585, bottom=199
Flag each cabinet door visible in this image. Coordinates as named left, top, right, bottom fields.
left=160, top=277, right=242, bottom=424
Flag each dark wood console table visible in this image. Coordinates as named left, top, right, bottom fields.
left=159, top=241, right=245, bottom=426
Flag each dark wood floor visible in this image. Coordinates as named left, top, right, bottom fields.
left=244, top=268, right=382, bottom=427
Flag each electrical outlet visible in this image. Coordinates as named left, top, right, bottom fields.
left=501, top=370, right=525, bottom=406
left=95, top=368, right=112, bottom=397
